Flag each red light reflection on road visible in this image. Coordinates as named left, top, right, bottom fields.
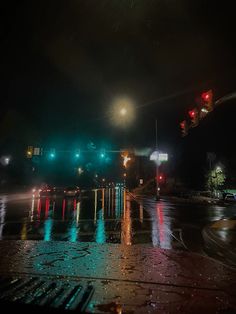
left=157, top=203, right=164, bottom=244
left=45, top=198, right=50, bottom=219
left=37, top=199, right=41, bottom=218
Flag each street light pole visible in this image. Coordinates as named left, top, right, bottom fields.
left=155, top=119, right=160, bottom=200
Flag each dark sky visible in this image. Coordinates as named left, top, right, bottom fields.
left=1, top=0, right=236, bottom=152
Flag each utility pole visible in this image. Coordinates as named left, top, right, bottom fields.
left=155, top=119, right=160, bottom=201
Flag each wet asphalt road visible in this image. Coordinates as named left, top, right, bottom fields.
left=0, top=188, right=236, bottom=255
left=1, top=189, right=236, bottom=312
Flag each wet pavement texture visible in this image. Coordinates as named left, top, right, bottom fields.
left=1, top=188, right=236, bottom=254
left=210, top=219, right=236, bottom=248
left=203, top=218, right=236, bottom=267
left=1, top=190, right=236, bottom=312
left=0, top=240, right=236, bottom=313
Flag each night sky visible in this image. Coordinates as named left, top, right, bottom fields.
left=1, top=1, right=236, bottom=159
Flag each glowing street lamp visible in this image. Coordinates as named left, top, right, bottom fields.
left=110, top=97, right=135, bottom=127
left=120, top=107, right=127, bottom=116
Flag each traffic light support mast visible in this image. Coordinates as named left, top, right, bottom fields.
left=155, top=119, right=160, bottom=201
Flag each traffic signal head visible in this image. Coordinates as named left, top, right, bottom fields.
left=188, top=109, right=195, bottom=119
left=75, top=150, right=80, bottom=158
left=180, top=120, right=188, bottom=137
left=49, top=149, right=56, bottom=159
left=26, top=146, right=33, bottom=158
left=201, top=90, right=213, bottom=112
left=158, top=174, right=165, bottom=183
left=27, top=150, right=32, bottom=157
left=188, top=108, right=199, bottom=127
left=202, top=93, right=209, bottom=101
left=202, top=90, right=212, bottom=102
left=99, top=149, right=106, bottom=160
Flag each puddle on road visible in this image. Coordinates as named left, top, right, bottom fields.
left=0, top=189, right=187, bottom=250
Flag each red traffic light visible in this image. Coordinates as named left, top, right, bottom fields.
left=188, top=110, right=195, bottom=118
left=201, top=90, right=213, bottom=113
left=158, top=174, right=164, bottom=182
left=201, top=90, right=213, bottom=102
left=188, top=108, right=199, bottom=127
left=180, top=121, right=185, bottom=129
left=180, top=120, right=188, bottom=137
left=202, top=93, right=209, bottom=101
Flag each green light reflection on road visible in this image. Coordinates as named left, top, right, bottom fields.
left=44, top=218, right=53, bottom=241
left=95, top=210, right=106, bottom=244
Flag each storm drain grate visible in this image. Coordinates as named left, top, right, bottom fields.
left=0, top=276, right=94, bottom=312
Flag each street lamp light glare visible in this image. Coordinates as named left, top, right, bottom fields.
left=120, top=108, right=127, bottom=116
left=110, top=97, right=135, bottom=127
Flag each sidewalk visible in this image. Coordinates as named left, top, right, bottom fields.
left=0, top=240, right=236, bottom=313
left=131, top=189, right=223, bottom=205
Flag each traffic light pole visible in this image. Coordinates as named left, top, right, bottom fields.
left=155, top=119, right=160, bottom=201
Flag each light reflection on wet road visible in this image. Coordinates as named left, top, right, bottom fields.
left=0, top=189, right=236, bottom=253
